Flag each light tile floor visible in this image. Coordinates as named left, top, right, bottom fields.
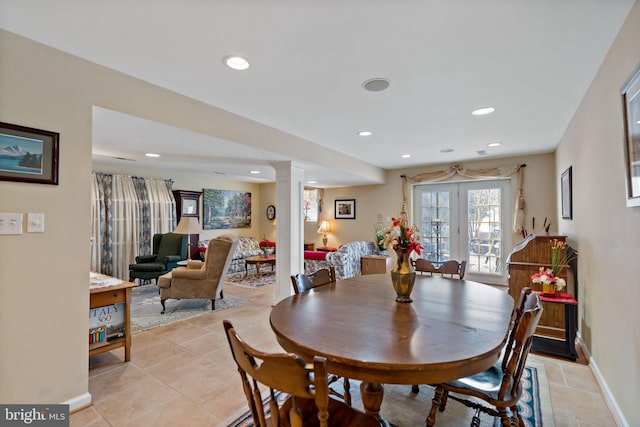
left=72, top=283, right=617, bottom=427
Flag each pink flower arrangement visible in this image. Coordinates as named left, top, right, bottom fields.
left=531, top=267, right=566, bottom=291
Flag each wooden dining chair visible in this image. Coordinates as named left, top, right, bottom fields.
left=223, top=320, right=382, bottom=427
left=290, top=267, right=352, bottom=406
left=290, top=267, right=336, bottom=294
left=413, top=259, right=466, bottom=279
left=425, top=291, right=543, bottom=427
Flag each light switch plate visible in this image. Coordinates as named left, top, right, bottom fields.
left=0, top=213, right=24, bottom=235
left=27, top=213, right=45, bottom=232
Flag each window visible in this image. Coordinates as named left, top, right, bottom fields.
left=303, top=189, right=319, bottom=222
left=413, top=179, right=511, bottom=284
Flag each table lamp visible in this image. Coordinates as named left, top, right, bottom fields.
left=174, top=216, right=202, bottom=261
left=317, top=220, right=331, bottom=247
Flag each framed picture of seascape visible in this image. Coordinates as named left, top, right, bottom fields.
left=0, top=122, right=59, bottom=185
left=202, top=188, right=252, bottom=230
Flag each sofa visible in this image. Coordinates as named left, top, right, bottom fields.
left=304, top=241, right=379, bottom=280
left=199, top=236, right=273, bottom=274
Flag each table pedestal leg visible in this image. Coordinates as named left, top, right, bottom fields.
left=360, top=382, right=391, bottom=426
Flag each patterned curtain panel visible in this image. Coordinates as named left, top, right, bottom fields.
left=90, top=173, right=176, bottom=280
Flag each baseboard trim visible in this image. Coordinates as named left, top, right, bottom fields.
left=62, top=392, right=92, bottom=413
left=577, top=334, right=629, bottom=427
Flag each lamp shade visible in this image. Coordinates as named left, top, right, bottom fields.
left=174, top=216, right=202, bottom=234
left=317, top=220, right=331, bottom=234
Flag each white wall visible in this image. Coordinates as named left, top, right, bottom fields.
left=555, top=1, right=640, bottom=424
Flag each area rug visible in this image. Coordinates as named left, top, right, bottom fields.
left=224, top=271, right=276, bottom=288
left=225, top=361, right=553, bottom=427
left=130, top=284, right=247, bottom=334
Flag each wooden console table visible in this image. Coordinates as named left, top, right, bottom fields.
left=89, top=276, right=135, bottom=361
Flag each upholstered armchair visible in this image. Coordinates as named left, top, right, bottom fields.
left=128, top=233, right=188, bottom=283
left=157, top=234, right=238, bottom=313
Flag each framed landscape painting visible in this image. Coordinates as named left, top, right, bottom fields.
left=0, top=121, right=59, bottom=185
left=202, top=189, right=252, bottom=229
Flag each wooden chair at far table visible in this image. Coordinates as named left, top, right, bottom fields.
left=290, top=266, right=352, bottom=406
left=426, top=289, right=543, bottom=427
left=290, top=267, right=336, bottom=294
left=222, top=320, right=383, bottom=427
left=413, top=259, right=467, bottom=279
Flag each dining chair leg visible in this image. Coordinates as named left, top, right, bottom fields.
left=411, top=384, right=419, bottom=394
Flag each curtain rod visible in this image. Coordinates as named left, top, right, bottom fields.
left=400, top=163, right=526, bottom=178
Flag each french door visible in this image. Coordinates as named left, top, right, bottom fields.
left=413, top=179, right=511, bottom=284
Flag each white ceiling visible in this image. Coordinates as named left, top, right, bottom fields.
left=0, top=0, right=635, bottom=187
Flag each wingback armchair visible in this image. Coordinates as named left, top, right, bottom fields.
left=157, top=234, right=238, bottom=313
left=128, top=233, right=188, bottom=283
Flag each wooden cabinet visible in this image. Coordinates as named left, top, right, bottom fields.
left=173, top=190, right=202, bottom=220
left=362, top=255, right=392, bottom=275
left=173, top=190, right=202, bottom=260
left=506, top=234, right=577, bottom=346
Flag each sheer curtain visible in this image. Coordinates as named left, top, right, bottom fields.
left=91, top=173, right=176, bottom=280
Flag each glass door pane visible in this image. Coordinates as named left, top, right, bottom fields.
left=413, top=179, right=510, bottom=284
left=414, top=185, right=457, bottom=263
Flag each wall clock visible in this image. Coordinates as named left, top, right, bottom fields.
left=266, top=205, right=276, bottom=220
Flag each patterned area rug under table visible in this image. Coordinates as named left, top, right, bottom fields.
left=225, top=361, right=553, bottom=427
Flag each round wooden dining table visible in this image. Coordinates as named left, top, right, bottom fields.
left=269, top=273, right=514, bottom=423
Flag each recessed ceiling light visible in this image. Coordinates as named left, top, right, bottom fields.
left=358, top=130, right=373, bottom=137
left=250, top=170, right=260, bottom=174
left=307, top=180, right=317, bottom=184
left=472, top=107, right=495, bottom=116
left=440, top=148, right=454, bottom=153
left=487, top=142, right=501, bottom=147
left=401, top=154, right=411, bottom=158
left=145, top=153, right=160, bottom=158
left=224, top=55, right=250, bottom=71
left=362, top=78, right=391, bottom=92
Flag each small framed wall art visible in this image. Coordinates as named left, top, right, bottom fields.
left=335, top=199, right=356, bottom=219
left=621, top=64, right=640, bottom=207
left=0, top=121, right=59, bottom=185
left=561, top=166, right=573, bottom=220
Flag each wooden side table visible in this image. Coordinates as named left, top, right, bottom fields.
left=361, top=255, right=392, bottom=275
left=317, top=246, right=338, bottom=252
left=304, top=243, right=315, bottom=251
left=531, top=291, right=578, bottom=360
left=89, top=280, right=136, bottom=362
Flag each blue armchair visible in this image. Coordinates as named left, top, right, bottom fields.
left=128, top=233, right=188, bottom=283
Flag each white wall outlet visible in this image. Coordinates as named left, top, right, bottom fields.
left=0, top=212, right=24, bottom=235
left=27, top=213, right=45, bottom=232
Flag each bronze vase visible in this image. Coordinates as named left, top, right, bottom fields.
left=391, top=248, right=416, bottom=303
